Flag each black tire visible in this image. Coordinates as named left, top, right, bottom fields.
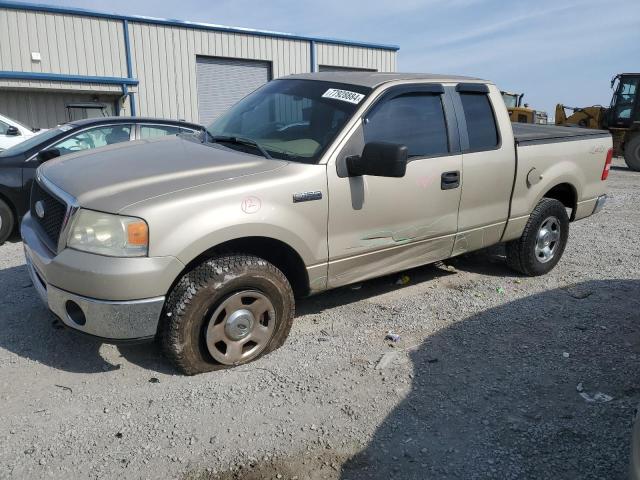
left=160, top=254, right=295, bottom=375
left=0, top=199, right=15, bottom=245
left=624, top=134, right=640, bottom=172
left=506, top=198, right=569, bottom=276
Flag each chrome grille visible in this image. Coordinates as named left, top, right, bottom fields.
left=30, top=181, right=67, bottom=249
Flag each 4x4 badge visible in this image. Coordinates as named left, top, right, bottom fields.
left=293, top=191, right=322, bottom=203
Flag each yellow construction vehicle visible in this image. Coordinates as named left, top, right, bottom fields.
left=501, top=91, right=548, bottom=124
left=556, top=73, right=640, bottom=170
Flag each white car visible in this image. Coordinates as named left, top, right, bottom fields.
left=0, top=113, right=39, bottom=151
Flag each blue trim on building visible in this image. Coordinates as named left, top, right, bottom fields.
left=0, top=0, right=400, bottom=51
left=122, top=19, right=134, bottom=78
left=121, top=19, right=136, bottom=116
left=310, top=41, right=317, bottom=73
left=129, top=92, right=137, bottom=116
left=0, top=71, right=138, bottom=85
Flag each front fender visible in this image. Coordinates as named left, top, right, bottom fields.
left=123, top=163, right=329, bottom=269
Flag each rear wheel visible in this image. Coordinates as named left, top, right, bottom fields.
left=624, top=134, right=640, bottom=171
left=160, top=254, right=295, bottom=375
left=0, top=199, right=14, bottom=245
left=506, top=198, right=569, bottom=276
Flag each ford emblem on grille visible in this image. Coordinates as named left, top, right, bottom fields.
left=35, top=200, right=45, bottom=219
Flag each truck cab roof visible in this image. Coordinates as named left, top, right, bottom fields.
left=283, top=72, right=490, bottom=88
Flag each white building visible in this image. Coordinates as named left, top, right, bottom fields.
left=0, top=1, right=399, bottom=128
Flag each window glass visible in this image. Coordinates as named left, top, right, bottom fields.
left=363, top=93, right=448, bottom=157
left=613, top=78, right=638, bottom=120
left=140, top=125, right=182, bottom=139
left=0, top=127, right=63, bottom=157
left=207, top=79, right=369, bottom=162
left=0, top=121, right=8, bottom=135
left=53, top=125, right=132, bottom=156
left=460, top=93, right=499, bottom=151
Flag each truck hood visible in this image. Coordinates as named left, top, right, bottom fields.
left=39, top=136, right=287, bottom=212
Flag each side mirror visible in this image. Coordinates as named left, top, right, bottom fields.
left=346, top=141, right=408, bottom=178
left=37, top=148, right=61, bottom=162
left=5, top=126, right=20, bottom=136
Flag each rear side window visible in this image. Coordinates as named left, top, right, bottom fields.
left=459, top=93, right=499, bottom=151
left=140, top=125, right=181, bottom=139
left=364, top=93, right=449, bottom=157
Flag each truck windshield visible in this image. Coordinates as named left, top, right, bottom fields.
left=206, top=79, right=371, bottom=163
left=501, top=93, right=518, bottom=109
left=611, top=76, right=638, bottom=121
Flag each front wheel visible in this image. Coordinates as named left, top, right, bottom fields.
left=506, top=198, right=569, bottom=276
left=160, top=254, right=295, bottom=375
left=624, top=134, right=640, bottom=171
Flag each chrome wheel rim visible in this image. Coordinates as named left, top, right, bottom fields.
left=205, top=290, right=275, bottom=365
left=535, top=216, right=561, bottom=263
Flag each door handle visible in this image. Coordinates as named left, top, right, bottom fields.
left=441, top=171, right=460, bottom=190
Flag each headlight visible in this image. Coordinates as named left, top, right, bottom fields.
left=67, top=209, right=148, bottom=257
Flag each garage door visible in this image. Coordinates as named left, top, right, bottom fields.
left=318, top=65, right=377, bottom=73
left=0, top=91, right=117, bottom=129
left=196, top=57, right=271, bottom=125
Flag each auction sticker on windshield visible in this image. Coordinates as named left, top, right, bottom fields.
left=322, top=88, right=365, bottom=104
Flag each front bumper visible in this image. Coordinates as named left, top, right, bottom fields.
left=22, top=213, right=183, bottom=341
left=26, top=250, right=164, bottom=340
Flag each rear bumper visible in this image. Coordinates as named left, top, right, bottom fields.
left=574, top=194, right=607, bottom=221
left=21, top=213, right=182, bottom=340
left=592, top=194, right=607, bottom=215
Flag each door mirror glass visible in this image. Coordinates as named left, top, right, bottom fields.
left=38, top=148, right=61, bottom=162
left=6, top=126, right=20, bottom=136
left=346, top=141, right=408, bottom=178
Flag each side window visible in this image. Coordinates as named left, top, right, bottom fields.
left=0, top=121, right=9, bottom=135
left=140, top=125, right=181, bottom=139
left=53, top=125, right=132, bottom=155
left=459, top=93, right=499, bottom=151
left=363, top=93, right=449, bottom=157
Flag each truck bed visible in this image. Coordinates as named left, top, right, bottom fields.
left=512, top=123, right=610, bottom=145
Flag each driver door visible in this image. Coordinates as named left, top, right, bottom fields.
left=326, top=85, right=463, bottom=287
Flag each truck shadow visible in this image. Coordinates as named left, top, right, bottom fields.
left=339, top=279, right=640, bottom=480
left=0, top=247, right=530, bottom=375
left=0, top=264, right=123, bottom=373
left=297, top=263, right=455, bottom=316
left=298, top=246, right=518, bottom=318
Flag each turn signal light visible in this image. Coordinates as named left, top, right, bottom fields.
left=127, top=221, right=149, bottom=246
left=601, top=148, right=613, bottom=180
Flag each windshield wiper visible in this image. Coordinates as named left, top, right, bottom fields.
left=209, top=135, right=272, bottom=159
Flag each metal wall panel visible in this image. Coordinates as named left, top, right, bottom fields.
left=196, top=57, right=270, bottom=124
left=318, top=65, right=376, bottom=72
left=316, top=43, right=396, bottom=73
left=128, top=22, right=312, bottom=122
left=0, top=5, right=398, bottom=123
left=0, top=90, right=118, bottom=128
left=0, top=7, right=127, bottom=80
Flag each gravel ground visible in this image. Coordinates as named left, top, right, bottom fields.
left=0, top=158, right=639, bottom=480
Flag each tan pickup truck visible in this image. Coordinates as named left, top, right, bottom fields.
left=21, top=72, right=612, bottom=374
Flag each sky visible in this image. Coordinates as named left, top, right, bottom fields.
left=34, top=0, right=640, bottom=118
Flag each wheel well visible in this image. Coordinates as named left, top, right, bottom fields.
left=543, top=183, right=577, bottom=220
left=184, top=237, right=310, bottom=297
left=0, top=191, right=18, bottom=230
